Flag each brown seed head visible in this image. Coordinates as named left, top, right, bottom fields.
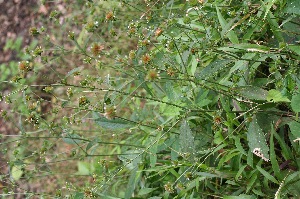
left=155, top=28, right=163, bottom=37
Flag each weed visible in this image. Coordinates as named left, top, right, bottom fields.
left=1, top=0, right=300, bottom=198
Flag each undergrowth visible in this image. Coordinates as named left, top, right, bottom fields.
left=1, top=0, right=300, bottom=198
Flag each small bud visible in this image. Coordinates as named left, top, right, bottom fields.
left=49, top=10, right=59, bottom=21
left=128, top=50, right=136, bottom=59
left=43, top=86, right=53, bottom=93
left=164, top=182, right=174, bottom=193
left=79, top=96, right=89, bottom=107
left=85, top=21, right=98, bottom=32
left=68, top=31, right=75, bottom=40
left=32, top=46, right=43, bottom=57
left=29, top=27, right=40, bottom=36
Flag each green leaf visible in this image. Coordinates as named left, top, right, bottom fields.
left=77, top=161, right=90, bottom=175
left=196, top=59, right=232, bottom=80
left=273, top=129, right=292, bottom=160
left=190, top=56, right=198, bottom=76
left=137, top=188, right=158, bottom=196
left=159, top=103, right=181, bottom=116
left=73, top=192, right=85, bottom=199
left=125, top=167, right=141, bottom=199
left=270, top=126, right=281, bottom=179
left=62, top=133, right=83, bottom=145
left=263, top=0, right=277, bottom=20
left=93, top=112, right=133, bottom=129
left=235, top=165, right=247, bottom=181
left=86, top=138, right=99, bottom=151
left=149, top=136, right=159, bottom=167
left=288, top=121, right=300, bottom=138
left=179, top=120, right=195, bottom=155
left=65, top=66, right=84, bottom=78
left=284, top=0, right=300, bottom=15
left=247, top=115, right=269, bottom=161
left=266, top=11, right=284, bottom=43
left=118, top=150, right=141, bottom=170
left=246, top=171, right=258, bottom=192
left=256, top=165, right=278, bottom=184
left=235, top=86, right=268, bottom=101
left=164, top=82, right=177, bottom=101
left=289, top=45, right=300, bottom=56
left=216, top=6, right=239, bottom=44
left=291, top=94, right=300, bottom=112
left=11, top=166, right=23, bottom=181
left=267, top=89, right=290, bottom=102
left=195, top=89, right=212, bottom=107
left=224, top=194, right=256, bottom=199
left=234, top=137, right=247, bottom=155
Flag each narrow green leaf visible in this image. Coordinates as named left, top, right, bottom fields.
left=179, top=120, right=195, bottom=155
left=224, top=194, right=256, bottom=199
left=62, top=133, right=83, bottom=145
left=234, top=137, right=247, bottom=155
left=149, top=136, right=159, bottom=167
left=164, top=82, right=176, bottom=101
left=138, top=188, right=158, bottom=196
left=125, top=167, right=140, bottom=199
left=273, top=130, right=292, bottom=160
left=65, top=66, right=84, bottom=78
left=216, top=6, right=239, bottom=44
left=247, top=115, right=270, bottom=161
left=93, top=112, right=133, bottom=129
left=235, top=165, right=247, bottom=181
left=264, top=0, right=277, bottom=20
left=196, top=59, right=232, bottom=80
left=270, top=125, right=281, bottom=179
left=266, top=12, right=284, bottom=43
left=291, top=94, right=300, bottom=112
left=246, top=171, right=258, bottom=192
left=235, top=86, right=268, bottom=101
left=190, top=56, right=198, bottom=76
left=256, top=165, right=278, bottom=184
left=86, top=138, right=99, bottom=151
left=118, top=150, right=142, bottom=170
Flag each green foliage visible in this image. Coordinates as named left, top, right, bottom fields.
left=1, top=0, right=300, bottom=198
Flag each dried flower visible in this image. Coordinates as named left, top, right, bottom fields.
left=105, top=11, right=114, bottom=21
left=104, top=105, right=116, bottom=119
left=19, top=61, right=33, bottom=72
left=146, top=69, right=159, bottom=81
left=167, top=67, right=175, bottom=77
left=141, top=54, right=151, bottom=64
left=155, top=28, right=163, bottom=37
left=91, top=43, right=104, bottom=56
